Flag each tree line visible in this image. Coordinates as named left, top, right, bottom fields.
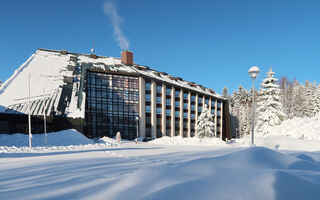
left=223, top=68, right=320, bottom=138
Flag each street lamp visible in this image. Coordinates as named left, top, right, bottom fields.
left=248, top=66, right=260, bottom=146
left=135, top=116, right=139, bottom=143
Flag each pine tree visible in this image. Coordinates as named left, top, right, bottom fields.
left=230, top=86, right=251, bottom=137
left=316, top=84, right=320, bottom=113
left=279, top=76, right=294, bottom=118
left=255, top=68, right=286, bottom=135
left=222, top=87, right=229, bottom=98
left=303, top=81, right=318, bottom=117
left=195, top=104, right=216, bottom=138
left=289, top=81, right=303, bottom=118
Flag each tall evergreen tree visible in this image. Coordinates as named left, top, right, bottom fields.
left=255, top=68, right=286, bottom=135
left=230, top=85, right=251, bottom=137
left=289, top=81, right=305, bottom=118
left=222, top=87, right=229, bottom=98
left=195, top=104, right=216, bottom=138
left=303, top=81, right=319, bottom=117
left=316, top=84, right=320, bottom=113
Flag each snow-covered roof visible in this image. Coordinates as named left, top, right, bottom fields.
left=0, top=48, right=225, bottom=118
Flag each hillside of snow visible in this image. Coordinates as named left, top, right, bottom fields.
left=268, top=113, right=320, bottom=140
left=239, top=113, right=320, bottom=151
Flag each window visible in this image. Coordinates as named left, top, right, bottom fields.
left=175, top=90, right=180, bottom=98
left=175, top=101, right=180, bottom=107
left=85, top=71, right=139, bottom=139
left=146, top=94, right=151, bottom=101
left=175, top=111, right=180, bottom=116
left=183, top=112, right=188, bottom=118
left=166, top=109, right=171, bottom=116
left=205, top=98, right=209, bottom=105
left=211, top=109, right=215, bottom=115
left=157, top=107, right=161, bottom=114
left=183, top=92, right=188, bottom=100
left=146, top=105, right=151, bottom=113
left=211, top=99, right=215, bottom=107
left=217, top=110, right=221, bottom=116
left=191, top=94, right=196, bottom=101
left=146, top=82, right=151, bottom=91
left=166, top=99, right=171, bottom=106
left=157, top=85, right=162, bottom=93
left=191, top=104, right=195, bottom=111
left=183, top=103, right=188, bottom=109
left=166, top=87, right=171, bottom=95
left=157, top=96, right=161, bottom=104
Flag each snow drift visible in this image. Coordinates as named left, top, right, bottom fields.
left=0, top=129, right=121, bottom=153
left=149, top=136, right=226, bottom=146
left=268, top=113, right=320, bottom=140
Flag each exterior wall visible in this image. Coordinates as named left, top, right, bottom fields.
left=139, top=77, right=146, bottom=138
left=82, top=72, right=230, bottom=140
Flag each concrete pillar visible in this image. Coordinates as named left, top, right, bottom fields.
left=195, top=93, right=199, bottom=124
left=202, top=96, right=205, bottom=108
left=214, top=100, right=218, bottom=138
left=209, top=98, right=212, bottom=112
left=151, top=80, right=157, bottom=139
left=161, top=84, right=166, bottom=136
left=138, top=77, right=146, bottom=138
left=171, top=87, right=175, bottom=137
left=220, top=101, right=223, bottom=140
left=179, top=89, right=183, bottom=137
left=187, top=91, right=191, bottom=138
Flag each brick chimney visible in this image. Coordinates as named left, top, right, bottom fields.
left=121, top=50, right=133, bottom=65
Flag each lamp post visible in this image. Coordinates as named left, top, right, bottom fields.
left=135, top=116, right=139, bottom=143
left=248, top=66, right=260, bottom=146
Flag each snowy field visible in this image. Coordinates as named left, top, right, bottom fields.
left=1, top=115, right=320, bottom=200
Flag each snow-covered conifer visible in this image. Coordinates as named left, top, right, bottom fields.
left=222, top=87, right=229, bottom=98
left=290, top=81, right=306, bottom=118
left=316, top=84, right=320, bottom=113
left=230, top=86, right=251, bottom=137
left=195, top=104, right=216, bottom=138
left=279, top=76, right=294, bottom=118
left=255, top=68, right=286, bottom=135
left=303, top=81, right=319, bottom=117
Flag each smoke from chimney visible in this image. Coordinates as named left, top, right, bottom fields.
left=104, top=0, right=130, bottom=50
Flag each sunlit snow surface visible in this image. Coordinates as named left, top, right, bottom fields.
left=1, top=127, right=320, bottom=200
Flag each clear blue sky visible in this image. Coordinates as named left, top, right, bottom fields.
left=1, top=0, right=320, bottom=94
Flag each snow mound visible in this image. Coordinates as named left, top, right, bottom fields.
left=267, top=113, right=320, bottom=140
left=101, top=147, right=320, bottom=200
left=149, top=136, right=226, bottom=146
left=0, top=129, right=121, bottom=153
left=0, top=129, right=92, bottom=147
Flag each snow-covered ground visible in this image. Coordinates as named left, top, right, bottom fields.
left=1, top=114, right=320, bottom=200
left=1, top=140, right=320, bottom=200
